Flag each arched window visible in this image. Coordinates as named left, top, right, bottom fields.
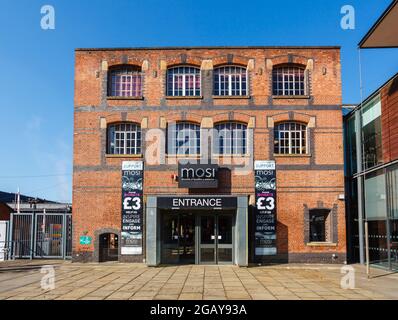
left=108, top=65, right=143, bottom=97
left=214, top=66, right=247, bottom=96
left=274, top=122, right=307, bottom=155
left=107, top=123, right=141, bottom=155
left=214, top=122, right=247, bottom=155
left=272, top=65, right=306, bottom=96
left=167, top=122, right=200, bottom=155
left=167, top=66, right=201, bottom=97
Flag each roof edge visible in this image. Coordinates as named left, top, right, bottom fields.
left=344, top=71, right=398, bottom=117
left=358, top=0, right=398, bottom=48
left=75, top=45, right=341, bottom=52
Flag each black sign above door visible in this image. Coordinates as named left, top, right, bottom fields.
left=178, top=163, right=218, bottom=188
left=157, top=196, right=237, bottom=210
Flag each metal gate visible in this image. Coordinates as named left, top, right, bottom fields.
left=9, top=212, right=72, bottom=259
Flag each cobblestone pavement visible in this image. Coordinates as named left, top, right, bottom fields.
left=0, top=260, right=397, bottom=300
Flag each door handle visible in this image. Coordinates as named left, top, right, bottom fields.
left=218, top=235, right=222, bottom=240
left=211, top=235, right=215, bottom=240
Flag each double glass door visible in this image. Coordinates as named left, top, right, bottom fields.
left=161, top=212, right=234, bottom=264
left=199, top=215, right=233, bottom=264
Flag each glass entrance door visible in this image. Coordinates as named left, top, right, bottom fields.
left=217, top=215, right=233, bottom=263
left=161, top=213, right=195, bottom=264
left=199, top=214, right=233, bottom=264
left=200, top=215, right=216, bottom=264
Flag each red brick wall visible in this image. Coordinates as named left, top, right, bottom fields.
left=73, top=47, right=345, bottom=262
left=381, top=74, right=398, bottom=163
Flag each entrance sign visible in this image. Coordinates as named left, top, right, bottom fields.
left=121, top=161, right=143, bottom=255
left=178, top=163, right=218, bottom=188
left=254, top=160, right=277, bottom=256
left=158, top=196, right=237, bottom=210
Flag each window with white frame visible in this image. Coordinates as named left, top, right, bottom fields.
left=167, top=66, right=201, bottom=96
left=108, top=66, right=143, bottom=97
left=272, top=66, right=306, bottom=96
left=168, top=122, right=200, bottom=155
left=107, top=123, right=141, bottom=155
left=214, top=66, right=247, bottom=96
left=214, top=122, right=247, bottom=155
left=274, top=122, right=307, bottom=155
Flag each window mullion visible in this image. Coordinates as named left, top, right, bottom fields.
left=299, top=130, right=302, bottom=154
left=172, top=74, right=175, bottom=96
left=182, top=74, right=186, bottom=97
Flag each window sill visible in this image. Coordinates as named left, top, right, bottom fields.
left=105, top=154, right=143, bottom=158
left=165, top=96, right=203, bottom=100
left=272, top=95, right=310, bottom=99
left=167, top=154, right=201, bottom=158
left=212, top=95, right=251, bottom=99
left=306, top=242, right=337, bottom=247
left=107, top=96, right=144, bottom=100
left=213, top=154, right=251, bottom=157
left=273, top=153, right=311, bottom=157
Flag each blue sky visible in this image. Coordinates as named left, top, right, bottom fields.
left=0, top=0, right=397, bottom=202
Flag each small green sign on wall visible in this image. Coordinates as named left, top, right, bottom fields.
left=80, top=236, right=92, bottom=245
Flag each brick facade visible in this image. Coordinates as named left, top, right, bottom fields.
left=73, top=46, right=346, bottom=264
left=381, top=74, right=398, bottom=163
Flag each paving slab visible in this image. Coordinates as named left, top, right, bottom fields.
left=1, top=260, right=397, bottom=300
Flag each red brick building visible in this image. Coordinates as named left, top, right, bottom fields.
left=73, top=46, right=346, bottom=265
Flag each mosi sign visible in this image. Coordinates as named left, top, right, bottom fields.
left=178, top=163, right=218, bottom=188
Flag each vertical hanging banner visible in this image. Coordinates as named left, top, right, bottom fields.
left=254, top=160, right=277, bottom=256
left=121, top=161, right=143, bottom=255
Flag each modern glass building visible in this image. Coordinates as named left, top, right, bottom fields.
left=344, top=73, right=398, bottom=270
left=345, top=0, right=398, bottom=271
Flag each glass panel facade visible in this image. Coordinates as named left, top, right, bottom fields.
left=360, top=167, right=398, bottom=271
left=387, top=165, right=398, bottom=270
left=364, top=170, right=387, bottom=221
left=361, top=95, right=383, bottom=170
left=345, top=114, right=357, bottom=176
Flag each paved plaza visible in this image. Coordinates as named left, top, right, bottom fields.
left=0, top=260, right=397, bottom=300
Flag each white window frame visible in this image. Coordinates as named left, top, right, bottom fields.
left=108, top=123, right=141, bottom=155
left=272, top=66, right=307, bottom=96
left=168, top=122, right=201, bottom=155
left=109, top=67, right=143, bottom=97
left=274, top=122, right=308, bottom=155
left=167, top=66, right=201, bottom=97
left=214, top=66, right=248, bottom=96
left=214, top=122, right=247, bottom=155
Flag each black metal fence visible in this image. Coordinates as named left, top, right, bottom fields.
left=4, top=211, right=72, bottom=260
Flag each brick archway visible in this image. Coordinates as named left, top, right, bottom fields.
left=94, top=227, right=120, bottom=262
